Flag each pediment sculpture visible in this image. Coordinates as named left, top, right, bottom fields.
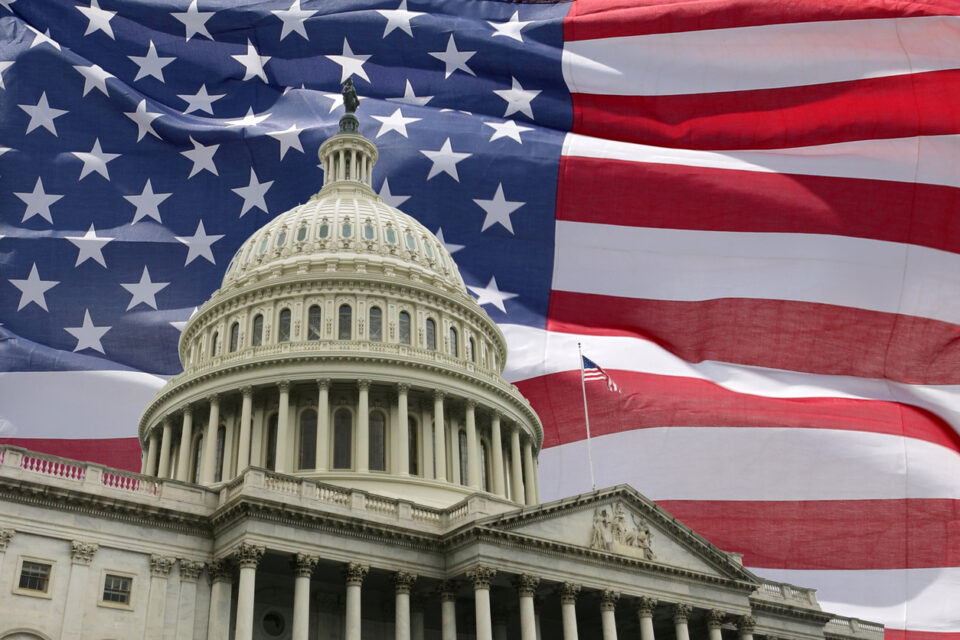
left=589, top=503, right=655, bottom=560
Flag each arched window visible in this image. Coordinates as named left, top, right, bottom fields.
left=480, top=440, right=490, bottom=492
left=252, top=314, right=263, bottom=346
left=469, top=337, right=476, bottom=363
left=299, top=410, right=317, bottom=470
left=214, top=425, right=226, bottom=482
left=369, top=411, right=387, bottom=472
left=308, top=305, right=322, bottom=340
left=369, top=307, right=383, bottom=342
left=425, top=319, right=436, bottom=350
left=398, top=311, right=411, bottom=345
left=278, top=308, right=291, bottom=342
left=210, top=332, right=219, bottom=357
left=338, top=304, right=352, bottom=340
left=266, top=413, right=278, bottom=471
left=449, top=327, right=458, bottom=357
left=192, top=435, right=203, bottom=483
left=408, top=416, right=419, bottom=476
left=333, top=409, right=352, bottom=469
left=458, top=430, right=468, bottom=486
left=229, top=322, right=239, bottom=352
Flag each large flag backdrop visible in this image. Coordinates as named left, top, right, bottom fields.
left=0, top=0, right=957, bottom=635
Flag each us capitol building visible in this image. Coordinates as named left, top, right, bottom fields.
left=0, top=92, right=884, bottom=640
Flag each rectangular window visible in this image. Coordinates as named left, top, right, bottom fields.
left=102, top=574, right=132, bottom=604
left=18, top=561, right=51, bottom=593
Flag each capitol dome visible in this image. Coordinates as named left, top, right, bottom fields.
left=137, top=95, right=543, bottom=508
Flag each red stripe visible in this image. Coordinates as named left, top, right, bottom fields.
left=656, top=499, right=960, bottom=570
left=556, top=156, right=960, bottom=256
left=547, top=291, right=960, bottom=386
left=0, top=438, right=142, bottom=472
left=571, top=70, right=960, bottom=150
left=564, top=0, right=960, bottom=41
left=516, top=370, right=960, bottom=451
left=885, top=631, right=960, bottom=640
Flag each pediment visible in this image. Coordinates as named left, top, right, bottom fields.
left=482, top=486, right=756, bottom=581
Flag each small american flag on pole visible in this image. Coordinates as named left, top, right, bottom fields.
left=582, top=355, right=620, bottom=393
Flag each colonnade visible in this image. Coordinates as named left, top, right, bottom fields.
left=141, top=379, right=541, bottom=504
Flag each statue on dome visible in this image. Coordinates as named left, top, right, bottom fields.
left=343, top=77, right=360, bottom=114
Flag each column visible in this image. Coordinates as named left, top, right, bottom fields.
left=708, top=610, right=726, bottom=640
left=673, top=604, right=693, bottom=640
left=490, top=414, right=505, bottom=497
left=600, top=590, right=620, bottom=640
left=220, top=413, right=236, bottom=481
left=276, top=382, right=291, bottom=473
left=157, top=419, right=173, bottom=478
left=344, top=562, right=369, bottom=640
left=449, top=420, right=461, bottom=485
left=176, top=407, right=194, bottom=482
left=737, top=615, right=757, bottom=640
left=207, top=559, right=233, bottom=640
left=176, top=561, right=205, bottom=640
left=144, top=554, right=175, bottom=640
left=200, top=395, right=220, bottom=484
left=394, top=571, right=418, bottom=640
left=522, top=438, right=537, bottom=505
left=316, top=379, right=330, bottom=472
left=514, top=574, right=539, bottom=640
left=397, top=384, right=410, bottom=475
left=61, top=541, right=98, bottom=640
left=234, top=543, right=265, bottom=640
left=636, top=596, right=658, bottom=640
left=560, top=582, right=581, bottom=640
left=145, top=430, right=159, bottom=477
left=236, top=387, right=254, bottom=474
left=421, top=403, right=434, bottom=480
left=292, top=554, right=319, bottom=640
left=533, top=458, right=541, bottom=503
left=357, top=380, right=370, bottom=473
left=439, top=580, right=458, bottom=640
left=510, top=428, right=524, bottom=503
left=468, top=566, right=496, bottom=640
left=465, top=401, right=480, bottom=489
left=433, top=391, right=447, bottom=481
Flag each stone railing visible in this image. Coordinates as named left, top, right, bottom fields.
left=753, top=579, right=819, bottom=607
left=825, top=617, right=884, bottom=640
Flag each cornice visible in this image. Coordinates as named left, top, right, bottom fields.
left=750, top=599, right=834, bottom=624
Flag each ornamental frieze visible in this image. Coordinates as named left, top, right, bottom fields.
left=589, top=503, right=655, bottom=560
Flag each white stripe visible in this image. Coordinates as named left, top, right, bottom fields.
left=0, top=371, right=165, bottom=439
left=562, top=16, right=960, bottom=96
left=553, top=221, right=960, bottom=326
left=563, top=131, right=960, bottom=189
left=753, top=567, right=960, bottom=633
left=538, top=427, right=960, bottom=501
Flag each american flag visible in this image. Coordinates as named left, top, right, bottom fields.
left=0, top=0, right=957, bottom=636
left=581, top=355, right=619, bottom=393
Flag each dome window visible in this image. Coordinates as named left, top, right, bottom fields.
left=333, top=408, right=353, bottom=469
left=449, top=327, right=459, bottom=358
left=363, top=222, right=375, bottom=240
left=469, top=337, right=476, bottom=363
left=278, top=309, right=291, bottom=342
left=307, top=305, right=322, bottom=340
left=408, top=417, right=419, bottom=476
left=210, top=331, right=219, bottom=357
left=405, top=231, right=416, bottom=251
left=385, top=227, right=397, bottom=244
left=252, top=314, right=264, bottom=346
left=266, top=414, right=278, bottom=471
left=296, top=226, right=307, bottom=242
left=298, top=409, right=317, bottom=470
left=369, top=307, right=383, bottom=342
left=276, top=229, right=287, bottom=247
left=341, top=221, right=352, bottom=238
left=338, top=304, right=352, bottom=340
left=258, top=236, right=269, bottom=254
left=318, top=223, right=330, bottom=239
left=369, top=411, right=387, bottom=472
left=423, top=240, right=434, bottom=259
left=229, top=322, right=239, bottom=352
left=425, top=318, right=436, bottom=351
left=398, top=311, right=411, bottom=345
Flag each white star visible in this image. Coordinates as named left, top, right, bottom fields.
left=72, top=138, right=120, bottom=180
left=428, top=35, right=476, bottom=79
left=467, top=276, right=517, bottom=313
left=181, top=136, right=219, bottom=177
left=15, top=178, right=62, bottom=224
left=170, top=307, right=198, bottom=332
left=124, top=179, right=172, bottom=224
left=231, top=39, right=270, bottom=82
left=387, top=79, right=433, bottom=107
left=267, top=124, right=304, bottom=160
left=322, top=92, right=344, bottom=113
left=0, top=60, right=13, bottom=89
left=9, top=264, right=58, bottom=312
left=19, top=92, right=67, bottom=136
left=29, top=27, right=61, bottom=51
left=0, top=0, right=14, bottom=12
left=124, top=99, right=163, bottom=141
left=378, top=178, right=409, bottom=208
left=484, top=119, right=533, bottom=144
left=66, top=224, right=113, bottom=267
left=419, top=138, right=471, bottom=182
left=225, top=107, right=271, bottom=128
left=488, top=11, right=532, bottom=42
left=272, top=0, right=315, bottom=41
left=176, top=220, right=224, bottom=265
left=178, top=84, right=224, bottom=114
left=435, top=228, right=464, bottom=254
left=65, top=309, right=110, bottom=353
left=371, top=107, right=420, bottom=138
left=171, top=0, right=213, bottom=41
left=493, top=76, right=540, bottom=119
left=325, top=39, right=370, bottom=83
left=121, top=266, right=169, bottom=310
left=232, top=168, right=273, bottom=216
left=473, top=184, right=524, bottom=234
left=73, top=63, right=114, bottom=97
left=377, top=0, right=424, bottom=38
left=77, top=0, right=116, bottom=39
left=129, top=40, right=175, bottom=83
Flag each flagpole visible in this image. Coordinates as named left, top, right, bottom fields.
left=578, top=342, right=597, bottom=491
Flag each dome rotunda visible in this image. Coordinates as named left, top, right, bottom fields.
left=137, top=91, right=542, bottom=508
